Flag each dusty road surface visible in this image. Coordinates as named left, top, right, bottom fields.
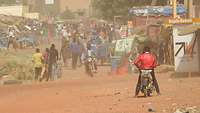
left=0, top=66, right=200, bottom=113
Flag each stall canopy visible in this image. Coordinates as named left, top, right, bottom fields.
left=177, top=25, right=200, bottom=36
left=129, top=5, right=186, bottom=16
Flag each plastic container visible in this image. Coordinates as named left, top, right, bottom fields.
left=110, top=56, right=121, bottom=73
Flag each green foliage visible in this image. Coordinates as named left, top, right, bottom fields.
left=0, top=0, right=17, bottom=5
left=92, top=0, right=168, bottom=20
left=60, top=7, right=75, bottom=19
left=0, top=50, right=34, bottom=80
left=156, top=0, right=168, bottom=5
left=92, top=0, right=133, bottom=20
left=76, top=9, right=86, bottom=16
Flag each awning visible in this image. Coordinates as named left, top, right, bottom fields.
left=177, top=25, right=200, bottom=36
left=129, top=5, right=186, bottom=16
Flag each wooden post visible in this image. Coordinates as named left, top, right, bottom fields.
left=173, top=0, right=177, bottom=18
left=188, top=0, right=194, bottom=18
left=184, top=0, right=189, bottom=18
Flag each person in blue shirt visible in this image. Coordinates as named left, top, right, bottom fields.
left=70, top=38, right=82, bottom=69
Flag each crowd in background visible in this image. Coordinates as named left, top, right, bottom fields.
left=57, top=21, right=117, bottom=69
left=32, top=20, right=120, bottom=81
left=29, top=18, right=165, bottom=82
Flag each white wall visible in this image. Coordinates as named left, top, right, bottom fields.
left=24, top=13, right=39, bottom=19
left=173, top=27, right=200, bottom=72
left=0, top=5, right=25, bottom=16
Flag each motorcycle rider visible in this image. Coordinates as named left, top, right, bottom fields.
left=133, top=46, right=160, bottom=97
left=84, top=41, right=98, bottom=74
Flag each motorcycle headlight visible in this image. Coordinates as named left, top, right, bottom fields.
left=88, top=58, right=92, bottom=62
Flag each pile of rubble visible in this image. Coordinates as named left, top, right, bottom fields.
left=0, top=50, right=34, bottom=84
left=174, top=106, right=200, bottom=113
left=0, top=14, right=44, bottom=49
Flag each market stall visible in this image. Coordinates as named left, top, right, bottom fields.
left=173, top=25, right=200, bottom=73
left=110, top=35, right=151, bottom=74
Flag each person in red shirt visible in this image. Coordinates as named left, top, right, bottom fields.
left=133, top=46, right=160, bottom=97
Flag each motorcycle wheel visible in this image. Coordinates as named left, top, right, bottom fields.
left=143, top=88, right=148, bottom=97
left=147, top=89, right=151, bottom=97
left=88, top=63, right=93, bottom=77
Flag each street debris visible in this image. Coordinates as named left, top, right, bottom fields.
left=174, top=106, right=200, bottom=113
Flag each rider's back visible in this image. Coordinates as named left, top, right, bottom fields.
left=134, top=52, right=157, bottom=70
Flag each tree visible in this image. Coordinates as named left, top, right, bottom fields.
left=92, top=0, right=133, bottom=20
left=76, top=9, right=86, bottom=16
left=92, top=0, right=168, bottom=20
left=60, top=7, right=75, bottom=19
left=156, top=0, right=168, bottom=5
left=151, top=0, right=158, bottom=5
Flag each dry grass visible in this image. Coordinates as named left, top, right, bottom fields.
left=0, top=49, right=34, bottom=80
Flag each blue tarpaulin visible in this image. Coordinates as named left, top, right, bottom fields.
left=17, top=35, right=38, bottom=47
left=129, top=5, right=186, bottom=16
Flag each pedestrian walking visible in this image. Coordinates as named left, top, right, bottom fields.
left=70, top=38, right=80, bottom=69
left=32, top=48, right=43, bottom=81
left=48, top=44, right=59, bottom=80
left=77, top=39, right=84, bottom=66
left=60, top=40, right=71, bottom=67
left=7, top=28, right=18, bottom=50
left=40, top=48, right=50, bottom=81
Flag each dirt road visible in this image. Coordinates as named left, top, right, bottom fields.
left=0, top=66, right=199, bottom=113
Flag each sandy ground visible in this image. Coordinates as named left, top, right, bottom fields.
left=0, top=66, right=200, bottom=113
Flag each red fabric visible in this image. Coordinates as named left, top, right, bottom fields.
left=43, top=52, right=49, bottom=63
left=133, top=52, right=157, bottom=69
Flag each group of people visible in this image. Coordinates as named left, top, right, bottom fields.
left=32, top=44, right=59, bottom=82
left=6, top=19, right=44, bottom=50
left=32, top=21, right=161, bottom=97
left=58, top=22, right=113, bottom=70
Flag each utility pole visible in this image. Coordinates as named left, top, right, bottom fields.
left=173, top=0, right=177, bottom=18
left=188, top=0, right=193, bottom=18
left=89, top=0, right=93, bottom=17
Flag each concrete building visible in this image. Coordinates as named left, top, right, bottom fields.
left=0, top=3, right=39, bottom=19
left=24, top=0, right=60, bottom=16
left=168, top=0, right=200, bottom=18
left=24, top=0, right=90, bottom=14
left=0, top=5, right=28, bottom=17
left=22, top=0, right=91, bottom=19
left=184, top=0, right=200, bottom=18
